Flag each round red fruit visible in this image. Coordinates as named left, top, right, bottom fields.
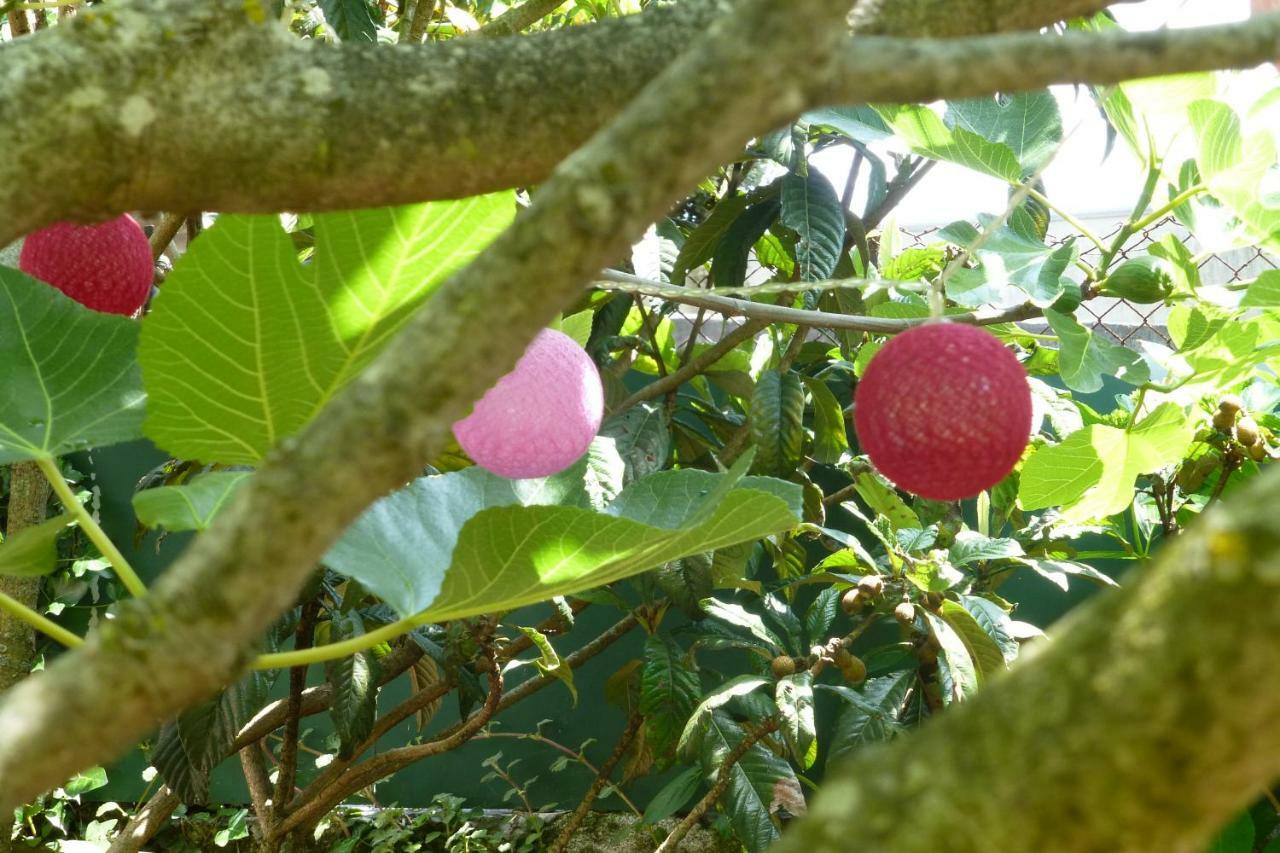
left=853, top=323, right=1031, bottom=501
left=20, top=215, right=153, bottom=316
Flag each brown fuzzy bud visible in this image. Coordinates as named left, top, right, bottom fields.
left=1249, top=441, right=1268, bottom=462
left=771, top=656, right=796, bottom=679
left=894, top=602, right=916, bottom=624
left=840, top=588, right=864, bottom=615
left=1212, top=408, right=1238, bottom=433
left=1236, top=417, right=1260, bottom=448
left=1218, top=395, right=1244, bottom=416
left=857, top=574, right=884, bottom=599
left=837, top=652, right=867, bottom=684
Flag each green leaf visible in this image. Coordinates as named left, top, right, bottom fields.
left=1190, top=99, right=1280, bottom=253
left=776, top=672, right=817, bottom=769
left=851, top=471, right=918, bottom=531
left=517, top=626, right=576, bottom=705
left=700, top=598, right=784, bottom=651
left=938, top=220, right=1077, bottom=308
left=599, top=403, right=670, bottom=483
left=750, top=370, right=805, bottom=477
left=656, top=553, right=714, bottom=616
left=1019, top=403, right=1194, bottom=520
left=939, top=601, right=1006, bottom=683
left=877, top=104, right=1021, bottom=182
left=822, top=669, right=913, bottom=765
left=948, top=530, right=1023, bottom=567
left=1207, top=811, right=1255, bottom=853
left=957, top=595, right=1018, bottom=664
left=1099, top=72, right=1216, bottom=165
left=1241, top=270, right=1280, bottom=307
left=0, top=268, right=146, bottom=464
left=678, top=675, right=771, bottom=757
left=319, top=0, right=380, bottom=42
left=696, top=712, right=800, bottom=852
left=803, top=377, right=849, bottom=465
left=63, top=766, right=108, bottom=796
left=923, top=611, right=979, bottom=702
left=140, top=195, right=514, bottom=464
left=946, top=91, right=1063, bottom=174
left=805, top=105, right=893, bottom=143
left=641, top=635, right=701, bottom=765
left=674, top=196, right=751, bottom=279
left=780, top=171, right=847, bottom=281
left=132, top=471, right=251, bottom=532
left=0, top=513, right=73, bottom=578
left=327, top=453, right=801, bottom=620
left=1043, top=309, right=1150, bottom=393
left=712, top=198, right=781, bottom=288
left=803, top=587, right=841, bottom=648
left=1015, top=558, right=1117, bottom=590
left=642, top=766, right=702, bottom=825
left=326, top=611, right=380, bottom=758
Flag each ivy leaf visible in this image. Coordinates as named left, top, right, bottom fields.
left=876, top=104, right=1021, bottom=182
left=780, top=171, right=847, bottom=281
left=132, top=471, right=251, bottom=532
left=1043, top=309, right=1150, bottom=393
left=1019, top=403, right=1194, bottom=521
left=750, top=370, right=805, bottom=477
left=0, top=269, right=146, bottom=464
left=945, top=91, right=1063, bottom=175
left=640, top=635, right=701, bottom=766
left=695, top=712, right=802, bottom=852
left=140, top=195, right=514, bottom=464
left=319, top=0, right=380, bottom=42
left=776, top=673, right=817, bottom=769
left=0, top=513, right=73, bottom=578
left=802, top=377, right=849, bottom=465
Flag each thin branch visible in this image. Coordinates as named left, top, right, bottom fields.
left=615, top=320, right=768, bottom=413
left=476, top=0, right=564, bottom=39
left=148, top=212, right=187, bottom=261
left=272, top=599, right=318, bottom=808
left=549, top=715, right=643, bottom=852
left=238, top=742, right=275, bottom=829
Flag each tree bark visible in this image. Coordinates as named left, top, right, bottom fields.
left=773, top=463, right=1280, bottom=853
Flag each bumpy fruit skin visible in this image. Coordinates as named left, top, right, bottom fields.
left=853, top=323, right=1032, bottom=500
left=19, top=215, right=153, bottom=316
left=453, top=329, right=604, bottom=479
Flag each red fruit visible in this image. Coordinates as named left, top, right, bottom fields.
left=19, top=215, right=153, bottom=316
left=854, top=323, right=1031, bottom=501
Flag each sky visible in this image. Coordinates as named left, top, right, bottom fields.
left=813, top=0, right=1276, bottom=228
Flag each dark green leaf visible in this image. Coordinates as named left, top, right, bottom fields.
left=326, top=611, right=380, bottom=758
left=132, top=471, right=251, bottom=532
left=712, top=198, right=781, bottom=288
left=1043, top=309, right=1150, bottom=393
left=642, top=766, right=702, bottom=825
left=780, top=171, right=847, bottom=281
left=750, top=370, right=805, bottom=477
left=697, top=712, right=800, bottom=852
left=803, top=377, right=849, bottom=465
left=776, top=672, right=817, bottom=768
left=600, top=403, right=670, bottom=482
left=822, top=669, right=914, bottom=765
left=641, top=635, right=701, bottom=766
left=674, top=196, right=751, bottom=280
left=946, top=91, right=1063, bottom=174
left=319, top=0, right=380, bottom=42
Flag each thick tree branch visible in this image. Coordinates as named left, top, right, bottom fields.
left=774, top=465, right=1280, bottom=853
left=3, top=1, right=1270, bottom=246
left=0, top=0, right=853, bottom=811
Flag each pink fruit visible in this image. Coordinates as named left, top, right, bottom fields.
left=854, top=323, right=1032, bottom=501
left=19, top=214, right=153, bottom=316
left=453, top=329, right=604, bottom=479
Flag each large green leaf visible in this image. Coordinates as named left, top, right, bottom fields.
left=946, top=91, right=1063, bottom=175
left=821, top=669, right=913, bottom=765
left=1241, top=271, right=1280, bottom=308
left=1019, top=403, right=1194, bottom=520
left=695, top=712, right=801, bottom=853
left=712, top=198, right=781, bottom=288
left=776, top=672, right=817, bottom=769
left=939, top=219, right=1077, bottom=307
left=876, top=104, right=1021, bottom=182
left=0, top=513, right=73, bottom=578
left=132, top=471, right=252, bottom=532
left=803, top=377, right=849, bottom=465
left=804, top=105, right=893, bottom=144
left=780, top=170, right=846, bottom=281
left=924, top=610, right=978, bottom=703
left=599, top=403, right=669, bottom=483
left=140, top=195, right=514, bottom=464
left=326, top=611, right=380, bottom=758
left=325, top=451, right=802, bottom=619
left=674, top=196, right=750, bottom=280
left=939, top=601, right=1005, bottom=683
left=1190, top=99, right=1280, bottom=254
left=0, top=268, right=146, bottom=464
left=750, top=370, right=805, bottom=477
left=1043, top=309, right=1149, bottom=393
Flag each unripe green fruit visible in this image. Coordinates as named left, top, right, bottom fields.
left=857, top=575, right=884, bottom=599
left=771, top=656, right=796, bottom=679
left=840, top=588, right=864, bottom=615
left=1049, top=283, right=1084, bottom=313
left=894, top=602, right=916, bottom=624
left=1218, top=395, right=1244, bottom=416
left=1101, top=256, right=1176, bottom=303
left=1212, top=409, right=1238, bottom=433
left=1236, top=417, right=1260, bottom=448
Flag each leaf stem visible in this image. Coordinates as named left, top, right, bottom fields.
left=35, top=456, right=148, bottom=598
left=0, top=590, right=83, bottom=649
left=252, top=610, right=427, bottom=670
left=1020, top=185, right=1107, bottom=255
left=1129, top=185, right=1206, bottom=235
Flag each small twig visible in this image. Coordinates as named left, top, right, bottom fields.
left=615, top=319, right=768, bottom=413
left=475, top=730, right=644, bottom=817
left=238, top=741, right=276, bottom=829
left=549, top=715, right=643, bottom=852
left=148, top=212, right=187, bottom=261
left=273, top=598, right=319, bottom=808
left=865, top=158, right=935, bottom=232
left=679, top=308, right=708, bottom=368
left=406, top=0, right=435, bottom=42
left=655, top=718, right=781, bottom=852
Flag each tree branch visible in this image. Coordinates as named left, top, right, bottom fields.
left=0, top=0, right=853, bottom=810
left=476, top=0, right=565, bottom=38
left=774, top=465, right=1280, bottom=853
